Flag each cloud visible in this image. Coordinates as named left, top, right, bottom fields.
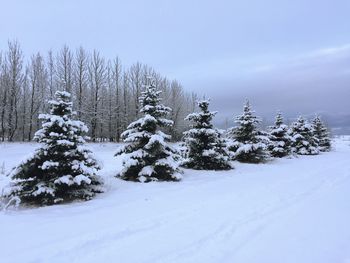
left=250, top=43, right=350, bottom=76
left=176, top=44, right=350, bottom=131
left=308, top=44, right=350, bottom=57
left=170, top=43, right=350, bottom=87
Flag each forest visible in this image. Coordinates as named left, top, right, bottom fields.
left=0, top=40, right=197, bottom=142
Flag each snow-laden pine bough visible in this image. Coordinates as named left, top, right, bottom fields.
left=182, top=99, right=233, bottom=170
left=1, top=91, right=103, bottom=209
left=115, top=82, right=183, bottom=182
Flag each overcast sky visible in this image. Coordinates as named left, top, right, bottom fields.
left=1, top=0, right=349, bottom=128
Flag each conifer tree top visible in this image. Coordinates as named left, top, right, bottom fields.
left=235, top=100, right=260, bottom=125
left=312, top=115, right=325, bottom=126
left=230, top=100, right=262, bottom=143
left=297, top=116, right=304, bottom=122
left=312, top=115, right=329, bottom=134
left=34, top=90, right=89, bottom=144
left=49, top=91, right=73, bottom=116
left=274, top=111, right=284, bottom=126
left=185, top=99, right=216, bottom=129
left=140, top=84, right=171, bottom=116
left=136, top=83, right=173, bottom=129
left=198, top=99, right=210, bottom=112
left=293, top=116, right=310, bottom=128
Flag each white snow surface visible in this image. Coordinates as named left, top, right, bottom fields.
left=1, top=137, right=350, bottom=263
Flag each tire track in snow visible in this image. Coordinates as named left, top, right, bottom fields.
left=150, top=153, right=350, bottom=262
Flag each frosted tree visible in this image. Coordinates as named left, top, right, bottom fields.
left=182, top=99, right=232, bottom=170
left=312, top=115, right=331, bottom=152
left=57, top=45, right=73, bottom=93
left=88, top=50, right=106, bottom=142
left=228, top=100, right=269, bottom=163
left=268, top=112, right=291, bottom=157
left=1, top=91, right=103, bottom=207
left=5, top=41, right=23, bottom=141
left=289, top=116, right=319, bottom=155
left=115, top=82, right=182, bottom=182
left=1, top=41, right=196, bottom=141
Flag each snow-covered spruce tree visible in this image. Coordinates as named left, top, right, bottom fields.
left=182, top=100, right=232, bottom=170
left=268, top=112, right=291, bottom=158
left=289, top=116, right=319, bottom=155
left=1, top=91, right=103, bottom=207
left=115, top=83, right=182, bottom=182
left=312, top=115, right=331, bottom=152
left=228, top=100, right=269, bottom=163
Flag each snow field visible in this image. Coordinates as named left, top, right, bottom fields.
left=0, top=137, right=350, bottom=263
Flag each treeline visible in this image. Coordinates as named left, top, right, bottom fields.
left=1, top=88, right=332, bottom=207
left=0, top=40, right=196, bottom=142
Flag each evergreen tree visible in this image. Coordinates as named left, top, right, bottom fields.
left=289, top=116, right=319, bottom=155
left=182, top=99, right=232, bottom=170
left=268, top=112, right=291, bottom=158
left=228, top=100, right=269, bottom=163
left=1, top=91, right=103, bottom=207
left=312, top=115, right=331, bottom=152
left=115, top=82, right=182, bottom=182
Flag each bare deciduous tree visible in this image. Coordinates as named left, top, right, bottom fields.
left=6, top=41, right=23, bottom=141
left=57, top=45, right=73, bottom=93
left=88, top=50, right=105, bottom=142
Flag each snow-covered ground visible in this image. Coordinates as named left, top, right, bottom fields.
left=0, top=137, right=350, bottom=263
